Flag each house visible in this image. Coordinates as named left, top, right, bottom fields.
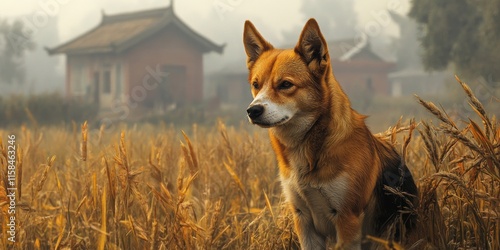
left=207, top=37, right=394, bottom=110
left=46, top=3, right=224, bottom=114
left=327, top=38, right=395, bottom=99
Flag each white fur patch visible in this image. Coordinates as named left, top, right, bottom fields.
left=281, top=167, right=350, bottom=236
left=249, top=91, right=296, bottom=127
left=314, top=173, right=350, bottom=213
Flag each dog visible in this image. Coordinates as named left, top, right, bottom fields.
left=243, top=19, right=418, bottom=250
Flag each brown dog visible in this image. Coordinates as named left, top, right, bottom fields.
left=243, top=19, right=418, bottom=249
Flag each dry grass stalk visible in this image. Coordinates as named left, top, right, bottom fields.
left=415, top=95, right=457, bottom=129
left=455, top=75, right=494, bottom=134
left=81, top=121, right=88, bottom=161
left=35, top=156, right=56, bottom=194
left=2, top=77, right=498, bottom=249
left=16, top=146, right=23, bottom=200
left=414, top=76, right=499, bottom=249
left=181, top=130, right=199, bottom=175
left=98, top=186, right=107, bottom=250
left=419, top=121, right=439, bottom=170
left=402, top=118, right=416, bottom=160
left=206, top=198, right=223, bottom=248
left=223, top=158, right=250, bottom=212
left=365, top=235, right=404, bottom=250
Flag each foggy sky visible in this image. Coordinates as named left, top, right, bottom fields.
left=0, top=0, right=410, bottom=91
left=0, top=0, right=411, bottom=45
left=1, top=0, right=409, bottom=42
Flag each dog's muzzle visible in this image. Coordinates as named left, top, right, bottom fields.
left=246, top=105, right=264, bottom=120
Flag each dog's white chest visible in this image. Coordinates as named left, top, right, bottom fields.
left=281, top=172, right=349, bottom=211
left=280, top=162, right=350, bottom=236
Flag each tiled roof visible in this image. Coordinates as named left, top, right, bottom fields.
left=280, top=37, right=385, bottom=62
left=47, top=6, right=224, bottom=55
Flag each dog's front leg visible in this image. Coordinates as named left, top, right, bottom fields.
left=291, top=205, right=326, bottom=250
left=334, top=212, right=362, bottom=250
left=284, top=182, right=327, bottom=249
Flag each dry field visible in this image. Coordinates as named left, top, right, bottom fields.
left=1, top=78, right=499, bottom=249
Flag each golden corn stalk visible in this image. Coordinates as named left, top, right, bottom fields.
left=0, top=77, right=497, bottom=249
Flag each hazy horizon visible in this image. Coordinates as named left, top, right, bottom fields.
left=0, top=0, right=411, bottom=93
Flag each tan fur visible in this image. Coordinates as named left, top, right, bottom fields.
left=243, top=19, right=416, bottom=250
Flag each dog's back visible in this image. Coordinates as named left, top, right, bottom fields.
left=363, top=137, right=418, bottom=247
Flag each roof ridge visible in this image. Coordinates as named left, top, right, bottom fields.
left=102, top=6, right=170, bottom=24
left=47, top=4, right=224, bottom=55
left=339, top=34, right=368, bottom=61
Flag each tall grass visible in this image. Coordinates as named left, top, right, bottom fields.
left=410, top=76, right=499, bottom=250
left=0, top=77, right=498, bottom=249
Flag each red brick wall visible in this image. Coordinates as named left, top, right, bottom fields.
left=332, top=60, right=394, bottom=96
left=124, top=24, right=204, bottom=104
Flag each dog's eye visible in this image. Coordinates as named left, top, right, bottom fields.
left=278, top=81, right=293, bottom=90
left=252, top=82, right=259, bottom=89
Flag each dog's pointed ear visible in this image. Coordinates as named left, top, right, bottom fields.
left=295, top=18, right=329, bottom=74
left=243, top=20, right=273, bottom=69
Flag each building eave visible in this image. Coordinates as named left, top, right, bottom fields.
left=46, top=5, right=225, bottom=56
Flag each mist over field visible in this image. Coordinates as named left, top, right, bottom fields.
left=1, top=0, right=497, bottom=130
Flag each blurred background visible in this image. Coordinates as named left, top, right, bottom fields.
left=0, top=0, right=498, bottom=131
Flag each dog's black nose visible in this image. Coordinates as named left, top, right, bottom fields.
left=247, top=105, right=264, bottom=120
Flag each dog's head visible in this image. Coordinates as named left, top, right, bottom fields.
left=243, top=18, right=331, bottom=128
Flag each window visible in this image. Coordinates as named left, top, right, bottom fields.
left=103, top=70, right=111, bottom=94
